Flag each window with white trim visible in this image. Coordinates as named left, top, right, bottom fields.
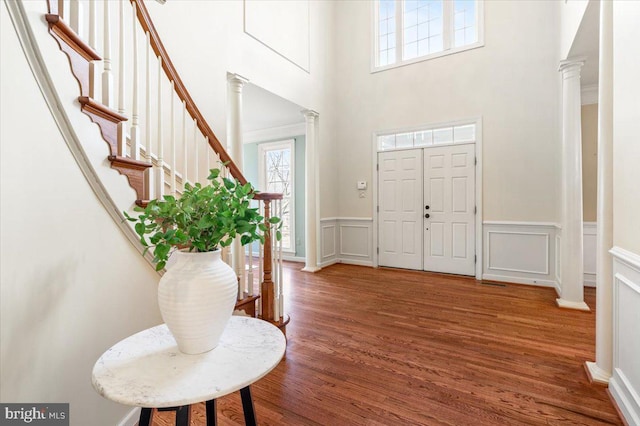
left=258, top=140, right=295, bottom=253
left=374, top=0, right=483, bottom=71
left=378, top=122, right=477, bottom=151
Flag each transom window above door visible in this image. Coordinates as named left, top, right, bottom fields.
left=374, top=0, right=484, bottom=71
left=378, top=122, right=477, bottom=151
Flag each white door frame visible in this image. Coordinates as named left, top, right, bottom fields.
left=372, top=117, right=483, bottom=280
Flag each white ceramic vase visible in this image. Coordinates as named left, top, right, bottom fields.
left=157, top=250, right=237, bottom=354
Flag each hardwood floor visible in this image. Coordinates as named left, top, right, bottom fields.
left=152, top=263, right=621, bottom=425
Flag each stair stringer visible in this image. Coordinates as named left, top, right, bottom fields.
left=5, top=0, right=159, bottom=272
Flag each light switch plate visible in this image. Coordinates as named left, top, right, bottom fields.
left=357, top=180, right=367, bottom=190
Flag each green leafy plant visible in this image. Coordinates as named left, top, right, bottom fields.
left=124, top=168, right=281, bottom=271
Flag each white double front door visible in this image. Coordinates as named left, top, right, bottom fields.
left=378, top=144, right=476, bottom=276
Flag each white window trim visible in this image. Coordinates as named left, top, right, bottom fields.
left=375, top=117, right=480, bottom=152
left=371, top=0, right=485, bottom=73
left=258, top=139, right=296, bottom=254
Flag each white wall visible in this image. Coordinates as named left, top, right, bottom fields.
left=559, top=0, right=589, bottom=60
left=143, top=0, right=339, bottom=220
left=333, top=0, right=561, bottom=223
left=0, top=4, right=161, bottom=425
left=609, top=2, right=640, bottom=423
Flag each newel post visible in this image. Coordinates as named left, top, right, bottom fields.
left=261, top=199, right=275, bottom=321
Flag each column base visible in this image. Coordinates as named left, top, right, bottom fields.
left=301, top=265, right=321, bottom=273
left=555, top=298, right=591, bottom=311
left=584, top=361, right=611, bottom=386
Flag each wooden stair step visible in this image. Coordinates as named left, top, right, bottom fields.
left=234, top=293, right=260, bottom=318
left=78, top=96, right=127, bottom=156
left=45, top=14, right=100, bottom=97
left=108, top=155, right=152, bottom=203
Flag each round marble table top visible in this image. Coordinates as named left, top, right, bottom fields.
left=92, top=317, right=286, bottom=408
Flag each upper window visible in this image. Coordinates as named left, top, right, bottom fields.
left=374, top=0, right=483, bottom=71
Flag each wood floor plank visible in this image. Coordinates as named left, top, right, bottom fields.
left=151, top=263, right=621, bottom=425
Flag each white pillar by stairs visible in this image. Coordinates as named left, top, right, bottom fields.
left=227, top=73, right=249, bottom=298
left=302, top=110, right=320, bottom=273
left=585, top=0, right=613, bottom=385
left=556, top=59, right=590, bottom=311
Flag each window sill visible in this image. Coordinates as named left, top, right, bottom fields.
left=371, top=41, right=484, bottom=74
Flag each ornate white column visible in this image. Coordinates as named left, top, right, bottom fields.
left=556, top=59, right=590, bottom=311
left=585, top=0, right=613, bottom=384
left=302, top=110, right=320, bottom=272
left=227, top=73, right=249, bottom=298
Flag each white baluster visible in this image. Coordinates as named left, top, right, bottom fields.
left=130, top=2, right=140, bottom=161
left=258, top=201, right=264, bottom=315
left=182, top=101, right=188, bottom=190
left=272, top=211, right=279, bottom=321
left=144, top=31, right=154, bottom=200
left=69, top=0, right=82, bottom=36
left=193, top=119, right=199, bottom=184
left=205, top=136, right=211, bottom=174
left=117, top=0, right=127, bottom=157
left=170, top=82, right=176, bottom=195
left=102, top=0, right=113, bottom=107
left=155, top=57, right=164, bottom=198
left=278, top=199, right=284, bottom=319
left=57, top=0, right=64, bottom=18
left=247, top=226, right=254, bottom=296
left=88, top=0, right=97, bottom=98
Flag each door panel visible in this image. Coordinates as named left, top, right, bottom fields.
left=378, top=149, right=423, bottom=270
left=424, top=144, right=475, bottom=275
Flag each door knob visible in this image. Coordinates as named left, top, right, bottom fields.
left=425, top=205, right=430, bottom=210
left=425, top=213, right=430, bottom=218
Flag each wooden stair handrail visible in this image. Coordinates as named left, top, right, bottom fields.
left=253, top=192, right=284, bottom=201
left=130, top=0, right=246, bottom=185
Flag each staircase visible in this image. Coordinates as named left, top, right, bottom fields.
left=41, top=0, right=289, bottom=331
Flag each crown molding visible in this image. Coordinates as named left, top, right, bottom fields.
left=582, top=84, right=599, bottom=105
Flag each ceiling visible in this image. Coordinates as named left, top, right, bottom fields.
left=569, top=0, right=600, bottom=87
left=242, top=83, right=304, bottom=133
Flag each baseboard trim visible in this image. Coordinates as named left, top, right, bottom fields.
left=481, top=274, right=556, bottom=288
left=339, top=259, right=373, bottom=267
left=118, top=408, right=140, bottom=426
left=609, top=369, right=640, bottom=426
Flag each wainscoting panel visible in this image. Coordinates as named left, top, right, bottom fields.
left=319, top=218, right=337, bottom=267
left=482, top=222, right=557, bottom=287
left=339, top=219, right=373, bottom=266
left=609, top=247, right=640, bottom=426
left=584, top=222, right=597, bottom=287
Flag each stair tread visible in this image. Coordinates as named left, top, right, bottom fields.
left=45, top=14, right=101, bottom=61
left=108, top=155, right=152, bottom=169
left=78, top=97, right=128, bottom=122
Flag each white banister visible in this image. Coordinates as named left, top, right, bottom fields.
left=102, top=0, right=113, bottom=107
left=182, top=101, right=188, bottom=189
left=130, top=2, right=140, bottom=161
left=193, top=119, right=199, bottom=184
left=205, top=136, right=211, bottom=173
left=170, top=81, right=176, bottom=195
left=117, top=0, right=127, bottom=157
left=258, top=201, right=264, bottom=314
left=278, top=199, right=284, bottom=319
left=88, top=0, right=96, bottom=48
left=154, top=57, right=164, bottom=198
left=68, top=0, right=81, bottom=36
left=144, top=31, right=154, bottom=200
left=88, top=0, right=97, bottom=98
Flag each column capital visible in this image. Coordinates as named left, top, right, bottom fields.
left=301, top=109, right=319, bottom=120
left=558, top=58, right=585, bottom=74
left=227, top=73, right=249, bottom=87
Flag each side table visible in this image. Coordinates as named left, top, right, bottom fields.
left=92, top=316, right=286, bottom=425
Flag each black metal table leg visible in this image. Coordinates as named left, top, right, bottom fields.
left=175, top=405, right=190, bottom=426
left=139, top=408, right=153, bottom=426
left=240, top=386, right=257, bottom=426
left=206, top=399, right=217, bottom=426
